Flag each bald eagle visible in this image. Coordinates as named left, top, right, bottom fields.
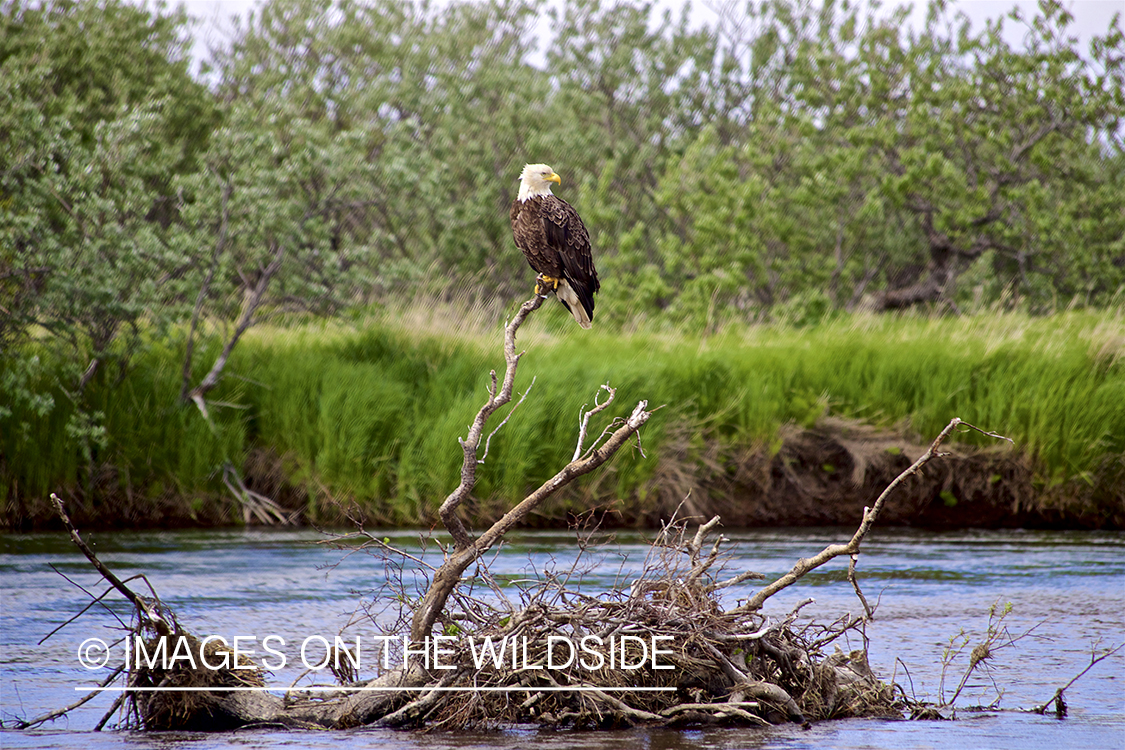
left=511, top=163, right=600, bottom=328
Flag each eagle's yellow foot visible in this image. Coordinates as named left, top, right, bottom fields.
left=535, top=275, right=561, bottom=297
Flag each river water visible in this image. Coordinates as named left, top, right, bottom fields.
left=2, top=527, right=1122, bottom=749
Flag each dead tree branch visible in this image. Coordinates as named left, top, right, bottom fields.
left=731, top=418, right=1008, bottom=614
left=413, top=396, right=651, bottom=641
left=482, top=376, right=537, bottom=463
left=221, top=463, right=293, bottom=525
left=573, top=384, right=617, bottom=461
left=437, top=293, right=546, bottom=550
left=417, top=293, right=653, bottom=643
left=34, top=323, right=1036, bottom=735
left=11, top=663, right=126, bottom=729
left=185, top=240, right=285, bottom=418
left=50, top=493, right=171, bottom=637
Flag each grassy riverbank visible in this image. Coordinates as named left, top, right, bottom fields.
left=3, top=305, right=1123, bottom=529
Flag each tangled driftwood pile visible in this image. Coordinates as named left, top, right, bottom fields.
left=18, top=290, right=1017, bottom=733
left=342, top=513, right=904, bottom=730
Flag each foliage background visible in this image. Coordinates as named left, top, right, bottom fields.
left=1, top=0, right=1122, bottom=525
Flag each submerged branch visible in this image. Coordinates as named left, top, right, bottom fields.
left=1031, top=643, right=1123, bottom=717
left=11, top=663, right=126, bottom=729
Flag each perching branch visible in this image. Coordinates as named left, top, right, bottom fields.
left=417, top=293, right=651, bottom=642
left=437, top=293, right=546, bottom=550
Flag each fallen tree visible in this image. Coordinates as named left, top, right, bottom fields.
left=20, top=289, right=1027, bottom=732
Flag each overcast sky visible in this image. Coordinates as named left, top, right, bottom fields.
left=178, top=0, right=1122, bottom=67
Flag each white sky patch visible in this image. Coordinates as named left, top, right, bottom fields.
left=167, top=0, right=1120, bottom=75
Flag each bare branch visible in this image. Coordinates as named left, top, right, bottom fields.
left=731, top=419, right=1007, bottom=614
left=50, top=494, right=171, bottom=636
left=687, top=515, right=722, bottom=566
left=438, top=294, right=546, bottom=550
left=11, top=663, right=125, bottom=729
left=413, top=397, right=651, bottom=642
left=221, top=464, right=292, bottom=525
left=186, top=240, right=286, bottom=412
left=481, top=375, right=536, bottom=464
left=573, top=384, right=617, bottom=461
left=848, top=554, right=874, bottom=620
left=710, top=568, right=767, bottom=592
left=1031, top=642, right=1123, bottom=716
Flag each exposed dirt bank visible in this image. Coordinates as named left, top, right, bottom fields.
left=633, top=418, right=1123, bottom=531
left=5, top=419, right=1122, bottom=532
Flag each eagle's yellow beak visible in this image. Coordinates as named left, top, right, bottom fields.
left=548, top=172, right=562, bottom=185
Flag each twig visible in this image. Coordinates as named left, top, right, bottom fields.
left=848, top=554, right=874, bottom=619
left=573, top=384, right=617, bottom=461
left=1030, top=642, right=1123, bottom=716
left=942, top=600, right=1044, bottom=707
left=481, top=376, right=536, bottom=463
left=710, top=569, right=766, bottom=592
left=39, top=568, right=133, bottom=642
left=12, top=663, right=125, bottom=729
left=349, top=531, right=437, bottom=571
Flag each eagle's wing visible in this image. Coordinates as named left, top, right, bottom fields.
left=541, top=196, right=600, bottom=302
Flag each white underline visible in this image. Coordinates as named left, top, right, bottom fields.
left=76, top=686, right=677, bottom=693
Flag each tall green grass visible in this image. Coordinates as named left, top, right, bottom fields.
left=1, top=337, right=244, bottom=506
left=3, top=306, right=1121, bottom=523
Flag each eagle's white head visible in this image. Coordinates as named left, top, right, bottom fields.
left=517, top=163, right=561, bottom=202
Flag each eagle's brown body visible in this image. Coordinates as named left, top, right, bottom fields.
left=510, top=193, right=600, bottom=327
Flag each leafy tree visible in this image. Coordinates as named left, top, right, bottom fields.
left=1, top=0, right=217, bottom=478
left=210, top=0, right=558, bottom=300
left=869, top=0, right=1125, bottom=310
left=646, top=0, right=1123, bottom=321
left=177, top=97, right=375, bottom=409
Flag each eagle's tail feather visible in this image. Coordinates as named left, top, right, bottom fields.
left=557, top=279, right=593, bottom=329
